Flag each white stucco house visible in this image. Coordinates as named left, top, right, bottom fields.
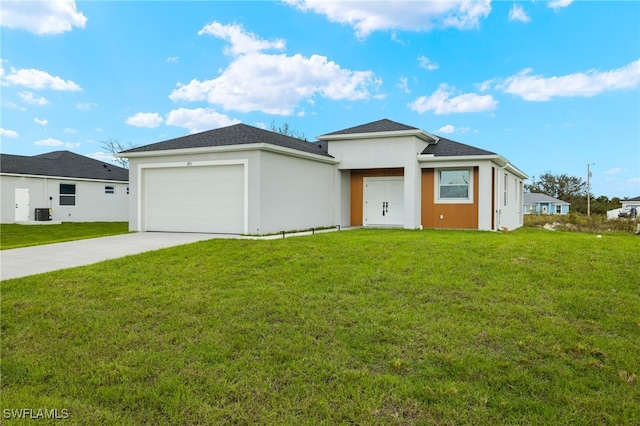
left=0, top=151, right=129, bottom=223
left=120, top=119, right=527, bottom=234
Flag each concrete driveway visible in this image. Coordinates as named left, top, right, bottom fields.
left=1, top=232, right=225, bottom=280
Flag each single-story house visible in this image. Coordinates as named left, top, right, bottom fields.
left=0, top=150, right=129, bottom=223
left=523, top=192, right=570, bottom=215
left=120, top=119, right=527, bottom=234
left=621, top=196, right=640, bottom=209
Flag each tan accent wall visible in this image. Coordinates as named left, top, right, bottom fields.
left=421, top=167, right=479, bottom=229
left=350, top=168, right=404, bottom=226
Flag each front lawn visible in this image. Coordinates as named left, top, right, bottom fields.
left=2, top=228, right=638, bottom=424
left=0, top=222, right=129, bottom=249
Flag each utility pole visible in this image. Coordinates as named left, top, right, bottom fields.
left=587, top=163, right=594, bottom=217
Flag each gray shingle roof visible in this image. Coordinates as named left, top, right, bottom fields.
left=625, top=196, right=640, bottom=202
left=0, top=151, right=128, bottom=182
left=523, top=193, right=570, bottom=205
left=421, top=136, right=496, bottom=157
left=321, top=119, right=419, bottom=136
left=121, top=123, right=332, bottom=157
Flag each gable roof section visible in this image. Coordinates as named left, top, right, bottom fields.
left=322, top=119, right=419, bottom=135
left=121, top=123, right=332, bottom=157
left=624, top=196, right=640, bottom=202
left=0, top=151, right=128, bottom=182
left=523, top=193, right=570, bottom=205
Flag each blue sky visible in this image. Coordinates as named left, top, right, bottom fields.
left=1, top=0, right=638, bottom=198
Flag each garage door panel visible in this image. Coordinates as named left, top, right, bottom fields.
left=144, top=165, right=245, bottom=233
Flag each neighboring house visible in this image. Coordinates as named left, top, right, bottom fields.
left=120, top=119, right=527, bottom=234
left=1, top=151, right=129, bottom=223
left=607, top=196, right=640, bottom=219
left=621, top=196, right=640, bottom=210
left=523, top=192, right=570, bottom=215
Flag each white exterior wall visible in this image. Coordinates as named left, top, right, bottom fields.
left=495, top=167, right=524, bottom=230
left=1, top=174, right=128, bottom=223
left=128, top=150, right=260, bottom=233
left=328, top=135, right=429, bottom=229
left=127, top=148, right=337, bottom=235
left=256, top=151, right=336, bottom=234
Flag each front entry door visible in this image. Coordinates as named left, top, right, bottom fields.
left=15, top=188, right=30, bottom=222
left=363, top=177, right=404, bottom=226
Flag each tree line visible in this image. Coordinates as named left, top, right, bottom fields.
left=525, top=171, right=629, bottom=215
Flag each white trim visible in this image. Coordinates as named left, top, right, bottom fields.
left=0, top=172, right=127, bottom=184
left=137, top=159, right=249, bottom=234
left=434, top=167, right=474, bottom=205
left=318, top=129, right=438, bottom=143
left=119, top=143, right=339, bottom=164
left=417, top=154, right=528, bottom=180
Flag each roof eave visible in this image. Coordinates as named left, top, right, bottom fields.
left=318, top=129, right=439, bottom=143
left=417, top=154, right=528, bottom=179
left=0, top=172, right=128, bottom=183
left=118, top=143, right=339, bottom=164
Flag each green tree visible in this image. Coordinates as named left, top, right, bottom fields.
left=525, top=171, right=587, bottom=201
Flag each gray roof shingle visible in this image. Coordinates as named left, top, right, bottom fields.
left=421, top=136, right=496, bottom=157
left=321, top=119, right=419, bottom=136
left=0, top=151, right=128, bottom=182
left=122, top=123, right=332, bottom=157
left=523, top=193, right=570, bottom=205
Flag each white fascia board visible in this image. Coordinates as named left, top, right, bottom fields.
left=417, top=154, right=528, bottom=179
left=0, top=172, right=128, bottom=183
left=118, top=143, right=339, bottom=164
left=318, top=129, right=438, bottom=143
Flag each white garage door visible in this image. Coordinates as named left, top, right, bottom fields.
left=144, top=164, right=245, bottom=233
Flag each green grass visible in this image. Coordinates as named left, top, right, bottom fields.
left=2, top=228, right=639, bottom=424
left=0, top=222, right=129, bottom=249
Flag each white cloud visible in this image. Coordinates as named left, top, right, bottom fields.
left=166, top=56, right=179, bottom=63
left=34, top=137, right=80, bottom=148
left=0, top=0, right=87, bottom=35
left=409, top=84, right=498, bottom=114
left=165, top=107, right=241, bottom=134
left=396, top=77, right=410, bottom=94
left=495, top=59, right=640, bottom=101
left=1, top=128, right=19, bottom=138
left=87, top=151, right=118, bottom=164
left=76, top=102, right=96, bottom=110
left=34, top=117, right=49, bottom=125
left=198, top=22, right=285, bottom=55
left=548, top=0, right=573, bottom=10
left=63, top=127, right=76, bottom=133
left=604, top=168, right=623, bottom=175
left=3, top=66, right=82, bottom=91
left=170, top=22, right=379, bottom=115
left=418, top=55, right=439, bottom=71
left=18, top=91, right=50, bottom=105
left=126, top=112, right=163, bottom=128
left=509, top=4, right=530, bottom=22
left=437, top=124, right=455, bottom=134
left=284, top=0, right=492, bottom=38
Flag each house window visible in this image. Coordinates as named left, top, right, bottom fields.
left=556, top=205, right=562, bottom=214
left=503, top=174, right=508, bottom=206
left=60, top=183, right=76, bottom=206
left=439, top=170, right=470, bottom=199
left=105, top=185, right=115, bottom=194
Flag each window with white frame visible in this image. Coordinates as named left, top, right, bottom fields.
left=439, top=169, right=470, bottom=199
left=105, top=185, right=115, bottom=194
left=556, top=205, right=562, bottom=214
left=503, top=174, right=508, bottom=206
left=60, top=183, right=76, bottom=206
